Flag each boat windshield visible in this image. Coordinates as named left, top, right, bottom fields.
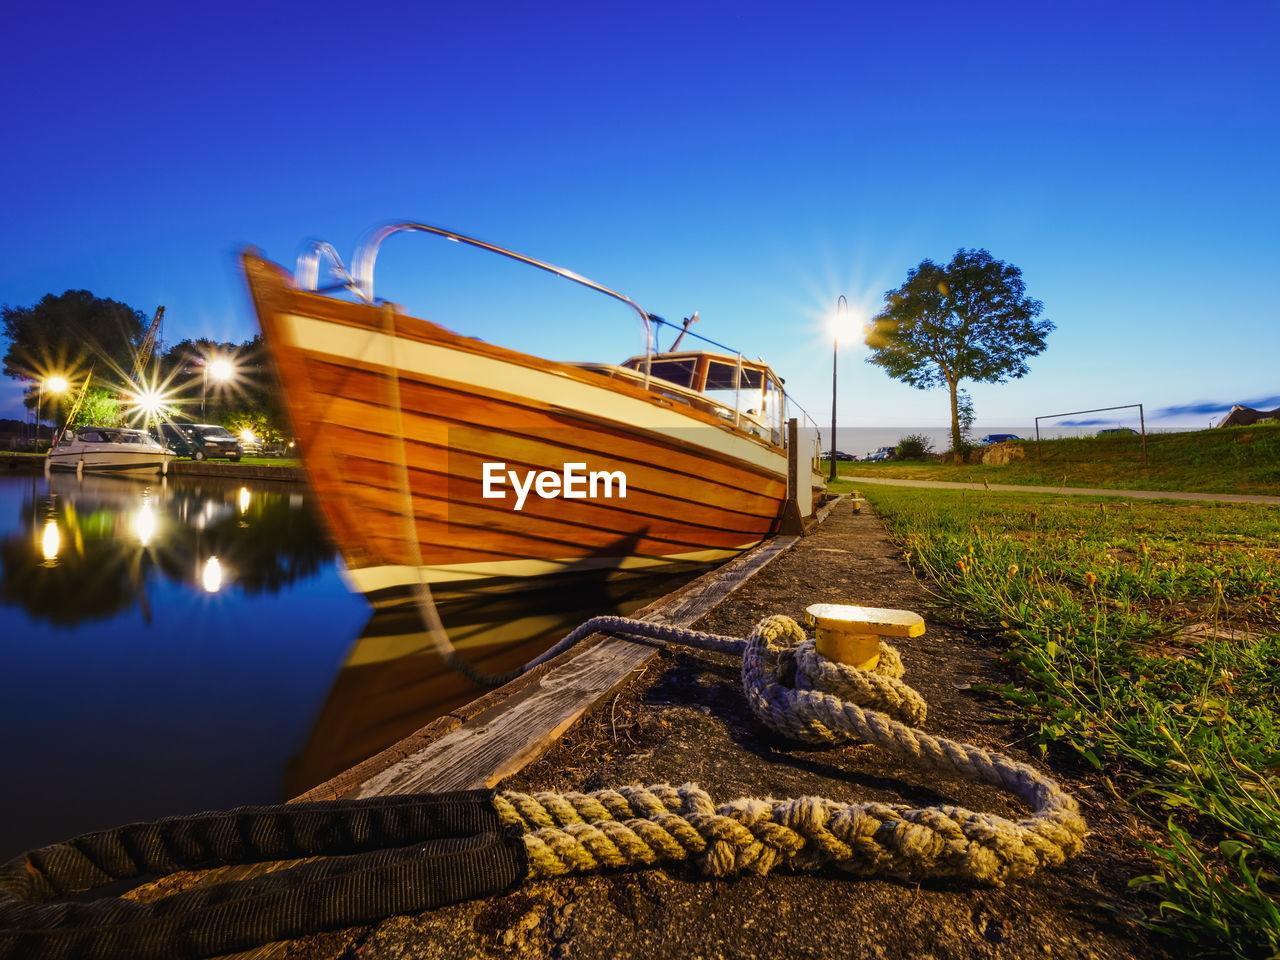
left=619, top=352, right=784, bottom=444
left=81, top=429, right=151, bottom=444
left=195, top=426, right=236, bottom=439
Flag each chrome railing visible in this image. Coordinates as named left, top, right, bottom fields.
left=295, top=223, right=654, bottom=385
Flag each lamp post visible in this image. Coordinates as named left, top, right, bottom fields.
left=37, top=376, right=68, bottom=446
left=829, top=295, right=847, bottom=481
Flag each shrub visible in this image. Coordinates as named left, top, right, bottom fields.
left=895, top=434, right=934, bottom=460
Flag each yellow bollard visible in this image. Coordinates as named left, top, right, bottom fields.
left=804, top=603, right=926, bottom=670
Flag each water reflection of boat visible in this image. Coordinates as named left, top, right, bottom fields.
left=47, top=426, right=173, bottom=475
left=44, top=471, right=170, bottom=511
left=286, top=566, right=703, bottom=796
left=244, top=224, right=825, bottom=599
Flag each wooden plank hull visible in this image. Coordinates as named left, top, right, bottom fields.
left=244, top=253, right=806, bottom=591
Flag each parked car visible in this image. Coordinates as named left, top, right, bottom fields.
left=263, top=438, right=297, bottom=458
left=979, top=434, right=1022, bottom=445
left=864, top=447, right=895, bottom=462
left=237, top=430, right=263, bottom=456
left=153, top=422, right=244, bottom=461
left=1097, top=427, right=1138, bottom=437
left=819, top=450, right=856, bottom=462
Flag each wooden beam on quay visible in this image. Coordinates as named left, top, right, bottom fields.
left=342, top=530, right=801, bottom=797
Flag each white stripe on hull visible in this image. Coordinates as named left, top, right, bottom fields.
left=48, top=452, right=172, bottom=473
left=281, top=313, right=788, bottom=477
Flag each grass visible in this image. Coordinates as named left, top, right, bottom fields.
left=234, top=456, right=302, bottom=468
left=834, top=423, right=1280, bottom=496
left=853, top=484, right=1279, bottom=958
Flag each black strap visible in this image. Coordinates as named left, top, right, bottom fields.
left=0, top=791, right=527, bottom=960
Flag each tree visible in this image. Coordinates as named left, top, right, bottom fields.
left=1, top=291, right=147, bottom=412
left=866, top=249, right=1054, bottom=458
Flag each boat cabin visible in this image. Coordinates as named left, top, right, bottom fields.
left=578, top=350, right=786, bottom=446
left=66, top=427, right=158, bottom=446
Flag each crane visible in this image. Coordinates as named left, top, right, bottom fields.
left=131, top=306, right=165, bottom=382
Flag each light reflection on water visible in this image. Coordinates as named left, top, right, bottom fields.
left=0, top=470, right=700, bottom=860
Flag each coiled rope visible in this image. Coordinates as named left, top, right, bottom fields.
left=498, top=613, right=1086, bottom=886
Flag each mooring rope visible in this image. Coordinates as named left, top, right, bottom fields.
left=498, top=613, right=1086, bottom=886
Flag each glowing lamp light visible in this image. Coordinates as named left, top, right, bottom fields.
left=201, top=556, right=224, bottom=593
left=134, top=501, right=157, bottom=545
left=46, top=376, right=69, bottom=394
left=239, top=429, right=255, bottom=444
left=208, top=359, right=234, bottom=382
left=41, top=519, right=60, bottom=561
left=128, top=387, right=173, bottom=421
left=238, top=487, right=250, bottom=513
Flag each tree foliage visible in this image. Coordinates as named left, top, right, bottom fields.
left=69, top=389, right=123, bottom=430
left=1, top=291, right=146, bottom=399
left=866, top=249, right=1053, bottom=457
left=954, top=388, right=977, bottom=456
left=3, top=291, right=289, bottom=437
left=156, top=335, right=283, bottom=425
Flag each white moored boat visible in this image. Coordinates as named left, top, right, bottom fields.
left=48, top=426, right=175, bottom=475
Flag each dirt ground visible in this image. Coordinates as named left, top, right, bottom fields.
left=337, top=499, right=1178, bottom=960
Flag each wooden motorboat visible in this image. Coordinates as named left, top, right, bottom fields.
left=243, top=223, right=825, bottom=597
left=47, top=426, right=174, bottom=475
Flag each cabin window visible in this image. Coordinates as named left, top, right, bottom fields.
left=622, top=356, right=699, bottom=389
left=645, top=358, right=699, bottom=389
left=704, top=360, right=763, bottom=391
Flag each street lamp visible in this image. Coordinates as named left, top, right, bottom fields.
left=829, top=296, right=848, bottom=481
left=37, top=376, right=69, bottom=446
left=202, top=356, right=234, bottom=419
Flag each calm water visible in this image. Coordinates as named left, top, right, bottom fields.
left=0, top=469, right=688, bottom=860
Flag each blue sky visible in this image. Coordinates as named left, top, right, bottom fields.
left=2, top=0, right=1276, bottom=430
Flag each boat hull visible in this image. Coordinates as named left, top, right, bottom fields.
left=47, top=448, right=172, bottom=474
left=245, top=254, right=816, bottom=592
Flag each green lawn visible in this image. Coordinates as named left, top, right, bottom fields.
left=861, top=484, right=1279, bottom=958
left=833, top=424, right=1280, bottom=496
left=235, top=457, right=303, bottom=468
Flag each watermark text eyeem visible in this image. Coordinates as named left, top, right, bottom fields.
left=482, top=462, right=627, bottom=511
